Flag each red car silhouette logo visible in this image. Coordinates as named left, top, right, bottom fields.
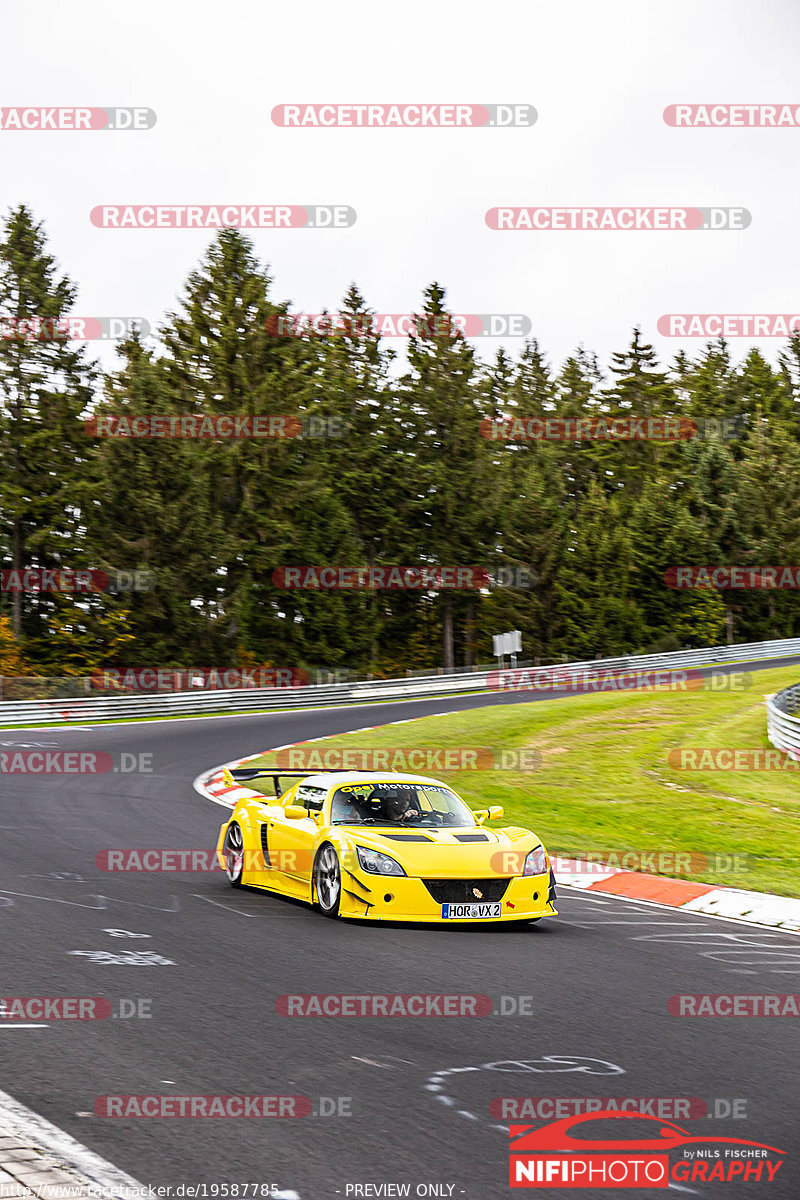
left=511, top=1110, right=785, bottom=1154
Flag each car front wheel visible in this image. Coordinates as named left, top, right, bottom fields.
left=223, top=822, right=245, bottom=887
left=314, top=844, right=341, bottom=917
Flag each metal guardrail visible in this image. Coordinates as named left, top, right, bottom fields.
left=766, top=683, right=800, bottom=758
left=1, top=636, right=799, bottom=727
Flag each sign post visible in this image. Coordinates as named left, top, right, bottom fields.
left=492, top=630, right=522, bottom=670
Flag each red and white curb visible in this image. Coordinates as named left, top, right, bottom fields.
left=191, top=715, right=451, bottom=810
left=556, top=859, right=800, bottom=930
left=193, top=718, right=800, bottom=934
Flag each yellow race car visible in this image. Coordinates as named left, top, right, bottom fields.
left=215, top=769, right=557, bottom=924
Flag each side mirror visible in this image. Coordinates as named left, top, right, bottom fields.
left=283, top=805, right=309, bottom=820
left=475, top=805, right=504, bottom=826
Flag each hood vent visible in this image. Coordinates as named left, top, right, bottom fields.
left=454, top=833, right=490, bottom=842
left=380, top=834, right=434, bottom=843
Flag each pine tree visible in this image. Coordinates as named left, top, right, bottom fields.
left=400, top=283, right=496, bottom=669
left=602, top=327, right=678, bottom=498
left=0, top=206, right=96, bottom=644
left=158, top=230, right=316, bottom=662
left=87, top=338, right=227, bottom=665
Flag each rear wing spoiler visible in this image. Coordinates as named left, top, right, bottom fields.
left=221, top=767, right=312, bottom=798
left=221, top=767, right=395, bottom=797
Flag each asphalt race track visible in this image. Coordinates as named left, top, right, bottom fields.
left=2, top=657, right=799, bottom=1199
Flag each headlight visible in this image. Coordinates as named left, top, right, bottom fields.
left=522, top=845, right=548, bottom=876
left=356, top=846, right=406, bottom=876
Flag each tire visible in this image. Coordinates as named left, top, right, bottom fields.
left=223, top=822, right=245, bottom=888
left=314, top=844, right=341, bottom=918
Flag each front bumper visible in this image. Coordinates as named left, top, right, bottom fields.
left=338, top=868, right=556, bottom=922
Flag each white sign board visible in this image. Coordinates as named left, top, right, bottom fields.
left=492, top=630, right=522, bottom=657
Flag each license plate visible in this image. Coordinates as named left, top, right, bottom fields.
left=441, top=902, right=502, bottom=919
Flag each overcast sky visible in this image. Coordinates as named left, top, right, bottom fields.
left=3, top=0, right=799, bottom=377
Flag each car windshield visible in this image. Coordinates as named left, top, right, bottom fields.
left=330, top=781, right=476, bottom=828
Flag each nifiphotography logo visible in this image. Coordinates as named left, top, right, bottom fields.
left=508, top=1111, right=785, bottom=1188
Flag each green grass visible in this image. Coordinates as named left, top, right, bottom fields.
left=249, top=664, right=800, bottom=897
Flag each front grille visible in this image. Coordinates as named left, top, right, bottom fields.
left=422, top=878, right=510, bottom=904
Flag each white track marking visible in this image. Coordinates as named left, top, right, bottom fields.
left=67, top=949, right=175, bottom=966
left=563, top=907, right=800, bottom=976
left=0, top=888, right=182, bottom=914
left=567, top=920, right=712, bottom=926
left=0, top=888, right=106, bottom=908
left=560, top=884, right=800, bottom=934
left=192, top=894, right=254, bottom=917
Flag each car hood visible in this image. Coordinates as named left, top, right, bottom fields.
left=340, top=824, right=542, bottom=878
